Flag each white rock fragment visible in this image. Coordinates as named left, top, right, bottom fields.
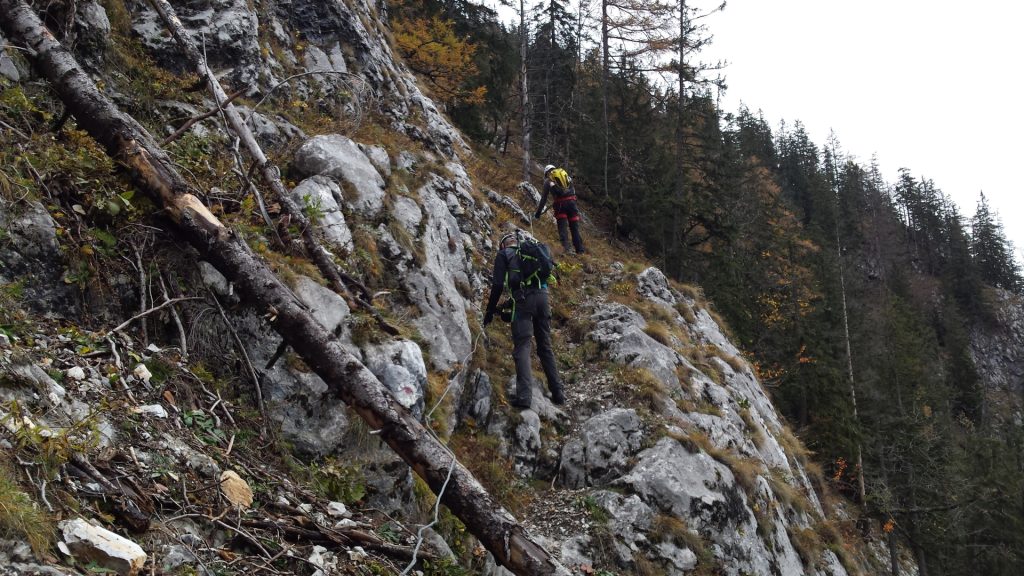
left=326, top=501, right=349, bottom=518
left=333, top=518, right=358, bottom=529
left=60, top=518, right=147, bottom=576
left=66, top=366, right=86, bottom=381
left=132, top=364, right=152, bottom=384
left=308, top=545, right=339, bottom=576
left=132, top=405, right=168, bottom=419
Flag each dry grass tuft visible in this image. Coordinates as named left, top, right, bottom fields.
left=0, top=460, right=53, bottom=557
left=620, top=367, right=668, bottom=410
left=449, top=433, right=531, bottom=515
left=789, top=526, right=824, bottom=568
left=350, top=226, right=384, bottom=287
left=739, top=408, right=766, bottom=449
left=767, top=468, right=813, bottom=516
left=777, top=425, right=813, bottom=465
left=652, top=514, right=705, bottom=554
left=643, top=322, right=673, bottom=347
left=676, top=301, right=698, bottom=324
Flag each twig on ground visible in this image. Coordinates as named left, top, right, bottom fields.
left=108, top=297, right=202, bottom=335
left=159, top=268, right=188, bottom=360
left=160, top=87, right=247, bottom=146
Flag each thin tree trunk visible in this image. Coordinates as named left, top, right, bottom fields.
left=520, top=0, right=531, bottom=181
left=601, top=0, right=609, bottom=198
left=676, top=0, right=687, bottom=207
left=830, top=146, right=867, bottom=504
left=0, top=2, right=567, bottom=573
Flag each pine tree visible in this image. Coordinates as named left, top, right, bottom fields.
left=971, top=192, right=1022, bottom=292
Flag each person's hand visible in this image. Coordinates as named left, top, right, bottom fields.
left=483, top=311, right=494, bottom=326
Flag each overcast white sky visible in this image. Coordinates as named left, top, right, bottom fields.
left=484, top=0, right=1022, bottom=259
left=697, top=0, right=1023, bottom=259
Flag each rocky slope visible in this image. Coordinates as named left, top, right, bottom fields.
left=0, top=1, right=927, bottom=575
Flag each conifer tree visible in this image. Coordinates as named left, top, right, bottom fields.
left=971, top=192, right=1022, bottom=292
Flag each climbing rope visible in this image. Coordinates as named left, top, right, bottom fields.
left=400, top=328, right=485, bottom=575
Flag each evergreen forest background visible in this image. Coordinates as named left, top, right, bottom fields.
left=391, top=1, right=1024, bottom=574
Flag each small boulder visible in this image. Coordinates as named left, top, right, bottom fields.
left=220, top=471, right=253, bottom=509
left=59, top=519, right=146, bottom=576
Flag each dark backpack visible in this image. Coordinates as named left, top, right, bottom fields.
left=505, top=238, right=555, bottom=291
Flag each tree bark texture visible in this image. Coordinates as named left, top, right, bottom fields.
left=0, top=2, right=566, bottom=574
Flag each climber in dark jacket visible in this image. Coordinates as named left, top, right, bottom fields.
left=483, top=232, right=565, bottom=408
left=535, top=164, right=585, bottom=254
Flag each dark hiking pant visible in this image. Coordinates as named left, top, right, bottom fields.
left=554, top=198, right=585, bottom=253
left=510, top=288, right=562, bottom=404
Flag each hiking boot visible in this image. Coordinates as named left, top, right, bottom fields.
left=510, top=397, right=532, bottom=409
left=551, top=390, right=565, bottom=405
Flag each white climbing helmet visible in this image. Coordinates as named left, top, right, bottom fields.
left=544, top=164, right=556, bottom=175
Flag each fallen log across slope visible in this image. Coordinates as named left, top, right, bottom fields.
left=0, top=1, right=567, bottom=574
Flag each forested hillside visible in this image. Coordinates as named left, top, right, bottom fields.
left=392, top=0, right=1024, bottom=574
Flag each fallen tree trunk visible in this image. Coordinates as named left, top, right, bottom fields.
left=0, top=2, right=566, bottom=574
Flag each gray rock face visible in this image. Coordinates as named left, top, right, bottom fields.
left=130, top=0, right=262, bottom=86
left=197, top=261, right=231, bottom=298
left=618, top=438, right=778, bottom=576
left=589, top=303, right=684, bottom=391
left=238, top=106, right=306, bottom=151
left=361, top=340, right=427, bottom=418
left=485, top=188, right=531, bottom=225
left=74, top=1, right=112, bottom=62
left=360, top=144, right=391, bottom=177
left=0, top=32, right=21, bottom=81
left=512, top=409, right=542, bottom=477
left=456, top=369, right=493, bottom=427
left=971, top=290, right=1024, bottom=398
left=516, top=181, right=542, bottom=206
left=636, top=266, right=678, bottom=306
left=293, top=134, right=386, bottom=217
left=592, top=491, right=655, bottom=566
left=560, top=409, right=645, bottom=489
left=401, top=175, right=475, bottom=370
left=291, top=176, right=354, bottom=254
left=396, top=151, right=418, bottom=172
left=223, top=275, right=355, bottom=456
left=273, top=0, right=362, bottom=47
left=0, top=201, right=77, bottom=316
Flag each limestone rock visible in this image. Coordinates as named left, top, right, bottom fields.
left=589, top=302, right=685, bottom=390
left=361, top=340, right=427, bottom=418
left=220, top=471, right=253, bottom=509
left=359, top=144, right=391, bottom=177
left=559, top=409, right=644, bottom=488
left=130, top=0, right=262, bottom=87
left=0, top=32, right=21, bottom=81
left=292, top=134, right=386, bottom=216
left=292, top=176, right=354, bottom=253
left=59, top=519, right=146, bottom=576
left=0, top=201, right=77, bottom=316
